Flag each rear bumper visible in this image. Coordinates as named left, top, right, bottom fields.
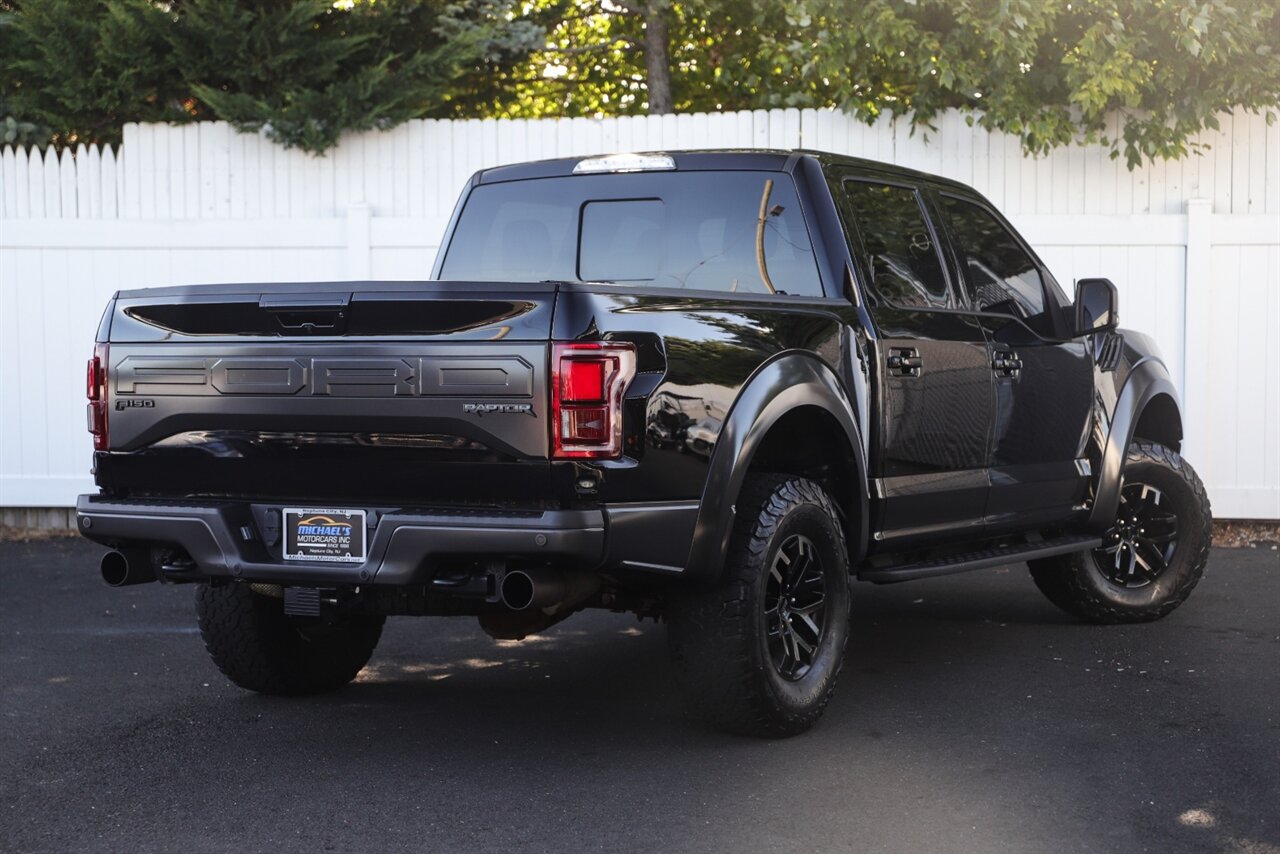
left=75, top=495, right=697, bottom=585
left=77, top=495, right=604, bottom=585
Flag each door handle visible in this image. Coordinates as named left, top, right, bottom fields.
left=992, top=352, right=1022, bottom=377
left=887, top=347, right=923, bottom=377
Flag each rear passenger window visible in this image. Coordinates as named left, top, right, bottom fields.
left=938, top=195, right=1051, bottom=331
left=842, top=182, right=951, bottom=309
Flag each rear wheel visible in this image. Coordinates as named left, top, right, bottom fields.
left=196, top=582, right=384, bottom=695
left=668, top=475, right=851, bottom=737
left=1029, top=441, right=1211, bottom=623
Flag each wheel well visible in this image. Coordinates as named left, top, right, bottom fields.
left=747, top=406, right=858, bottom=543
left=1132, top=392, right=1182, bottom=451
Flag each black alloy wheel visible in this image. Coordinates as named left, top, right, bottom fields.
left=1092, top=481, right=1180, bottom=588
left=765, top=534, right=828, bottom=681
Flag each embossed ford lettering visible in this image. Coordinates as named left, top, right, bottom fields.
left=112, top=354, right=534, bottom=398
left=211, top=359, right=306, bottom=395
left=310, top=359, right=416, bottom=397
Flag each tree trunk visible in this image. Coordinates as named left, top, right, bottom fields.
left=643, top=1, right=673, bottom=115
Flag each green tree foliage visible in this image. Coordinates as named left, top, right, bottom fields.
left=3, top=0, right=1277, bottom=164
left=179, top=0, right=542, bottom=151
left=0, top=0, right=542, bottom=152
left=498, top=0, right=791, bottom=117
left=759, top=0, right=1280, bottom=167
left=506, top=0, right=1280, bottom=167
left=1, top=0, right=186, bottom=147
left=0, top=10, right=50, bottom=146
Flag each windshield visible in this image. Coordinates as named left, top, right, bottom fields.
left=438, top=171, right=824, bottom=297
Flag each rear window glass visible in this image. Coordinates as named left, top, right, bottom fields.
left=579, top=199, right=665, bottom=281
left=439, top=171, right=824, bottom=297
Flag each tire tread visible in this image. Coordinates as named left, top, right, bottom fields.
left=669, top=475, right=849, bottom=737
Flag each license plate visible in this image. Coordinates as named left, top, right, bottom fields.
left=283, top=508, right=367, bottom=563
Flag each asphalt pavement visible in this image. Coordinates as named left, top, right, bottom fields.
left=2, top=538, right=1277, bottom=853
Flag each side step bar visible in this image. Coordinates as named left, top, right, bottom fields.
left=859, top=533, right=1102, bottom=584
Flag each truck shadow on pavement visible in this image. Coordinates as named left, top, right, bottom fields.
left=286, top=568, right=1072, bottom=732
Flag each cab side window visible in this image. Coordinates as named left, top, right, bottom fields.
left=938, top=195, right=1055, bottom=336
left=842, top=181, right=950, bottom=311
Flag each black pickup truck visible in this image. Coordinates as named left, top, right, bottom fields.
left=77, top=150, right=1211, bottom=737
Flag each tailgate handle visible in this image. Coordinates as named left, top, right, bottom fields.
left=259, top=294, right=350, bottom=333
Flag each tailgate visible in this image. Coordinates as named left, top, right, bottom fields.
left=96, top=281, right=556, bottom=504
left=105, top=341, right=548, bottom=456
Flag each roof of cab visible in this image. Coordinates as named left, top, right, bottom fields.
left=474, top=149, right=977, bottom=195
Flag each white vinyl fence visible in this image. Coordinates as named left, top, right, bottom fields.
left=1, top=108, right=1277, bottom=518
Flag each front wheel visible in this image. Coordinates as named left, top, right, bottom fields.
left=668, top=475, right=851, bottom=737
left=1029, top=440, right=1211, bottom=623
left=196, top=583, right=384, bottom=695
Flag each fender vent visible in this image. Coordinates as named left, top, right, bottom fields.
left=1098, top=333, right=1123, bottom=373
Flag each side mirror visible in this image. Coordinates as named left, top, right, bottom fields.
left=1073, top=278, right=1118, bottom=337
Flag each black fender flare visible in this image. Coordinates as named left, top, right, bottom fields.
left=1087, top=358, right=1181, bottom=531
left=683, top=352, right=869, bottom=586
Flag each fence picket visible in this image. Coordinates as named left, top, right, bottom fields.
left=42, top=146, right=61, bottom=218
left=77, top=144, right=97, bottom=219
left=1213, top=112, right=1234, bottom=214
left=121, top=126, right=140, bottom=218
left=137, top=123, right=156, bottom=219
left=24, top=146, right=43, bottom=218
left=100, top=146, right=118, bottom=219
left=1266, top=115, right=1280, bottom=214
left=59, top=148, right=76, bottom=218
left=1, top=146, right=17, bottom=219
left=407, top=120, right=426, bottom=219
left=225, top=127, right=245, bottom=219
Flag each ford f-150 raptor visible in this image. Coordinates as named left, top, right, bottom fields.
left=77, top=150, right=1211, bottom=737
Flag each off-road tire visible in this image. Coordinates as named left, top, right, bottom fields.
left=196, top=582, right=384, bottom=695
left=668, top=474, right=851, bottom=737
left=1029, top=441, right=1211, bottom=623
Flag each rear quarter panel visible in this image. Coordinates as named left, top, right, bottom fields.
left=552, top=286, right=854, bottom=504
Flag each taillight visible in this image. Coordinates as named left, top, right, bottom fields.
left=551, top=341, right=636, bottom=459
left=86, top=343, right=108, bottom=450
